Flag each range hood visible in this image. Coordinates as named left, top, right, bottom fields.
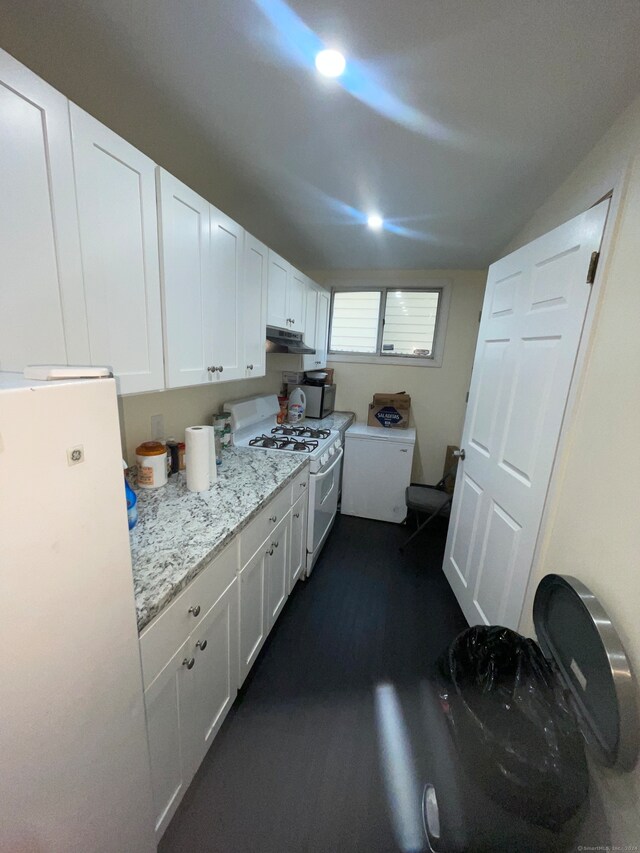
left=266, top=326, right=315, bottom=355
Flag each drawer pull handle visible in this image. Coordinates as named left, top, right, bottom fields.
left=189, top=605, right=201, bottom=617
left=269, top=515, right=277, bottom=523
left=267, top=547, right=274, bottom=556
left=294, top=512, right=300, bottom=519
left=183, top=657, right=195, bottom=670
left=196, top=639, right=207, bottom=651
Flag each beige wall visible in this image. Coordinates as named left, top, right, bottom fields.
left=508, top=94, right=640, bottom=847
left=307, top=270, right=487, bottom=484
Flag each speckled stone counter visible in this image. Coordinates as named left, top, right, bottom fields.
left=311, top=411, right=355, bottom=434
left=130, top=448, right=308, bottom=633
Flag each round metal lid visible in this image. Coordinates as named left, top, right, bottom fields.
left=533, top=574, right=638, bottom=770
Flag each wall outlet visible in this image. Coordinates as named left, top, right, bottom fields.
left=150, top=414, right=164, bottom=440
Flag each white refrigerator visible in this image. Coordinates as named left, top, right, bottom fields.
left=0, top=372, right=155, bottom=852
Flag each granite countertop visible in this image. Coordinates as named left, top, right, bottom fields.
left=130, top=447, right=308, bottom=633
left=311, top=411, right=355, bottom=433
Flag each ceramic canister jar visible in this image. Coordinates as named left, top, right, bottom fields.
left=135, top=441, right=168, bottom=489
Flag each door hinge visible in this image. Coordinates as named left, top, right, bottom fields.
left=586, top=251, right=600, bottom=285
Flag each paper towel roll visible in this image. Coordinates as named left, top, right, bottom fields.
left=185, top=426, right=211, bottom=492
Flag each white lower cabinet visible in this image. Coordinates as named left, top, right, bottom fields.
left=266, top=513, right=290, bottom=630
left=289, top=491, right=307, bottom=593
left=144, top=638, right=193, bottom=840
left=141, top=480, right=309, bottom=840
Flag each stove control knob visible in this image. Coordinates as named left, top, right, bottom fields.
left=321, top=453, right=328, bottom=466
left=328, top=445, right=335, bottom=457
left=335, top=438, right=342, bottom=449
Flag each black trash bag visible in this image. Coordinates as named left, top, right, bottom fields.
left=436, top=625, right=589, bottom=832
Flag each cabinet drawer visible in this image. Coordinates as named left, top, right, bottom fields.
left=290, top=467, right=309, bottom=505
left=240, top=487, right=290, bottom=566
left=140, top=538, right=238, bottom=689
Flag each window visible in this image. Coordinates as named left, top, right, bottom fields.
left=329, top=287, right=444, bottom=362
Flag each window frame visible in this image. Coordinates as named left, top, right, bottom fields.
left=327, top=279, right=451, bottom=367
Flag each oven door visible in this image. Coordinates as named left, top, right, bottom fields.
left=307, top=447, right=343, bottom=568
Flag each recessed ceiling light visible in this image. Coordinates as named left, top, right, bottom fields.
left=315, top=49, right=346, bottom=78
left=367, top=214, right=383, bottom=231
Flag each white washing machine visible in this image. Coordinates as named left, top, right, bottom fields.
left=341, top=423, right=416, bottom=523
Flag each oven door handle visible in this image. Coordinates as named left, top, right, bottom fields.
left=313, top=447, right=344, bottom=480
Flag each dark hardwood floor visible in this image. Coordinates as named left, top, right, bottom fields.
left=160, top=513, right=467, bottom=853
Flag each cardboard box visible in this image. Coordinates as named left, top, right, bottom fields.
left=367, top=391, right=411, bottom=429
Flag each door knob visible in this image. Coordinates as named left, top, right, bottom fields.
left=182, top=657, right=195, bottom=670
left=453, top=448, right=466, bottom=460
left=196, top=639, right=207, bottom=651
left=189, top=605, right=201, bottom=617
left=246, top=364, right=254, bottom=370
left=218, top=365, right=223, bottom=373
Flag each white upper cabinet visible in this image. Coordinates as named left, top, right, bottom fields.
left=210, top=207, right=244, bottom=382
left=157, top=169, right=211, bottom=388
left=243, top=234, right=268, bottom=378
left=288, top=268, right=306, bottom=332
left=0, top=49, right=88, bottom=371
left=315, top=288, right=330, bottom=369
left=70, top=105, right=164, bottom=394
left=303, top=285, right=330, bottom=370
left=267, top=250, right=290, bottom=330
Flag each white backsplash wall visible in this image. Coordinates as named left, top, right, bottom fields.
left=119, top=358, right=296, bottom=464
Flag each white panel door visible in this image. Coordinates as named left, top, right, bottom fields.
left=238, top=542, right=269, bottom=684
left=190, top=579, right=239, bottom=770
left=443, top=201, right=609, bottom=629
left=210, top=207, right=244, bottom=382
left=289, top=492, right=307, bottom=593
left=267, top=250, right=290, bottom=330
left=144, top=639, right=193, bottom=842
left=157, top=169, right=211, bottom=388
left=243, top=234, right=268, bottom=378
left=288, top=267, right=306, bottom=332
left=0, top=49, right=88, bottom=371
left=70, top=105, right=164, bottom=394
left=266, top=513, right=290, bottom=629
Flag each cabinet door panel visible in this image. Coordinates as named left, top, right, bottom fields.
left=70, top=105, right=164, bottom=394
left=288, top=268, right=306, bottom=332
left=302, top=287, right=319, bottom=371
left=243, top=234, right=268, bottom=378
left=0, top=50, right=88, bottom=370
left=210, top=207, right=244, bottom=381
left=315, top=288, right=330, bottom=369
left=157, top=169, right=211, bottom=388
left=144, top=640, right=193, bottom=841
left=239, top=542, right=269, bottom=684
left=266, top=514, right=290, bottom=629
left=190, top=579, right=239, bottom=769
left=289, top=492, right=307, bottom=593
left=267, top=250, right=289, bottom=330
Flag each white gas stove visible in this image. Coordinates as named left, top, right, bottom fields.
left=226, top=394, right=342, bottom=475
left=225, top=395, right=343, bottom=574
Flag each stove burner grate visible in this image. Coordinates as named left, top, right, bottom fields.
left=271, top=425, right=330, bottom=440
left=249, top=433, right=319, bottom=452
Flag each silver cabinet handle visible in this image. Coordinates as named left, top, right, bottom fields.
left=274, top=540, right=279, bottom=548
left=267, top=547, right=274, bottom=556
left=453, top=448, right=466, bottom=460
left=218, top=365, right=223, bottom=373
left=400, top=449, right=408, bottom=453
left=269, top=515, right=277, bottom=523
left=300, top=482, right=307, bottom=488
left=207, top=366, right=215, bottom=373
left=183, top=657, right=195, bottom=670
left=196, top=639, right=207, bottom=651
left=294, top=512, right=300, bottom=519
left=189, top=605, right=201, bottom=617
left=246, top=364, right=253, bottom=370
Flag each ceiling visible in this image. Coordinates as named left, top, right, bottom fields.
left=3, top=0, right=640, bottom=269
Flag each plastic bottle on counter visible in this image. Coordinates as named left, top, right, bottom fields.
left=123, top=460, right=138, bottom=530
left=287, top=387, right=306, bottom=423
